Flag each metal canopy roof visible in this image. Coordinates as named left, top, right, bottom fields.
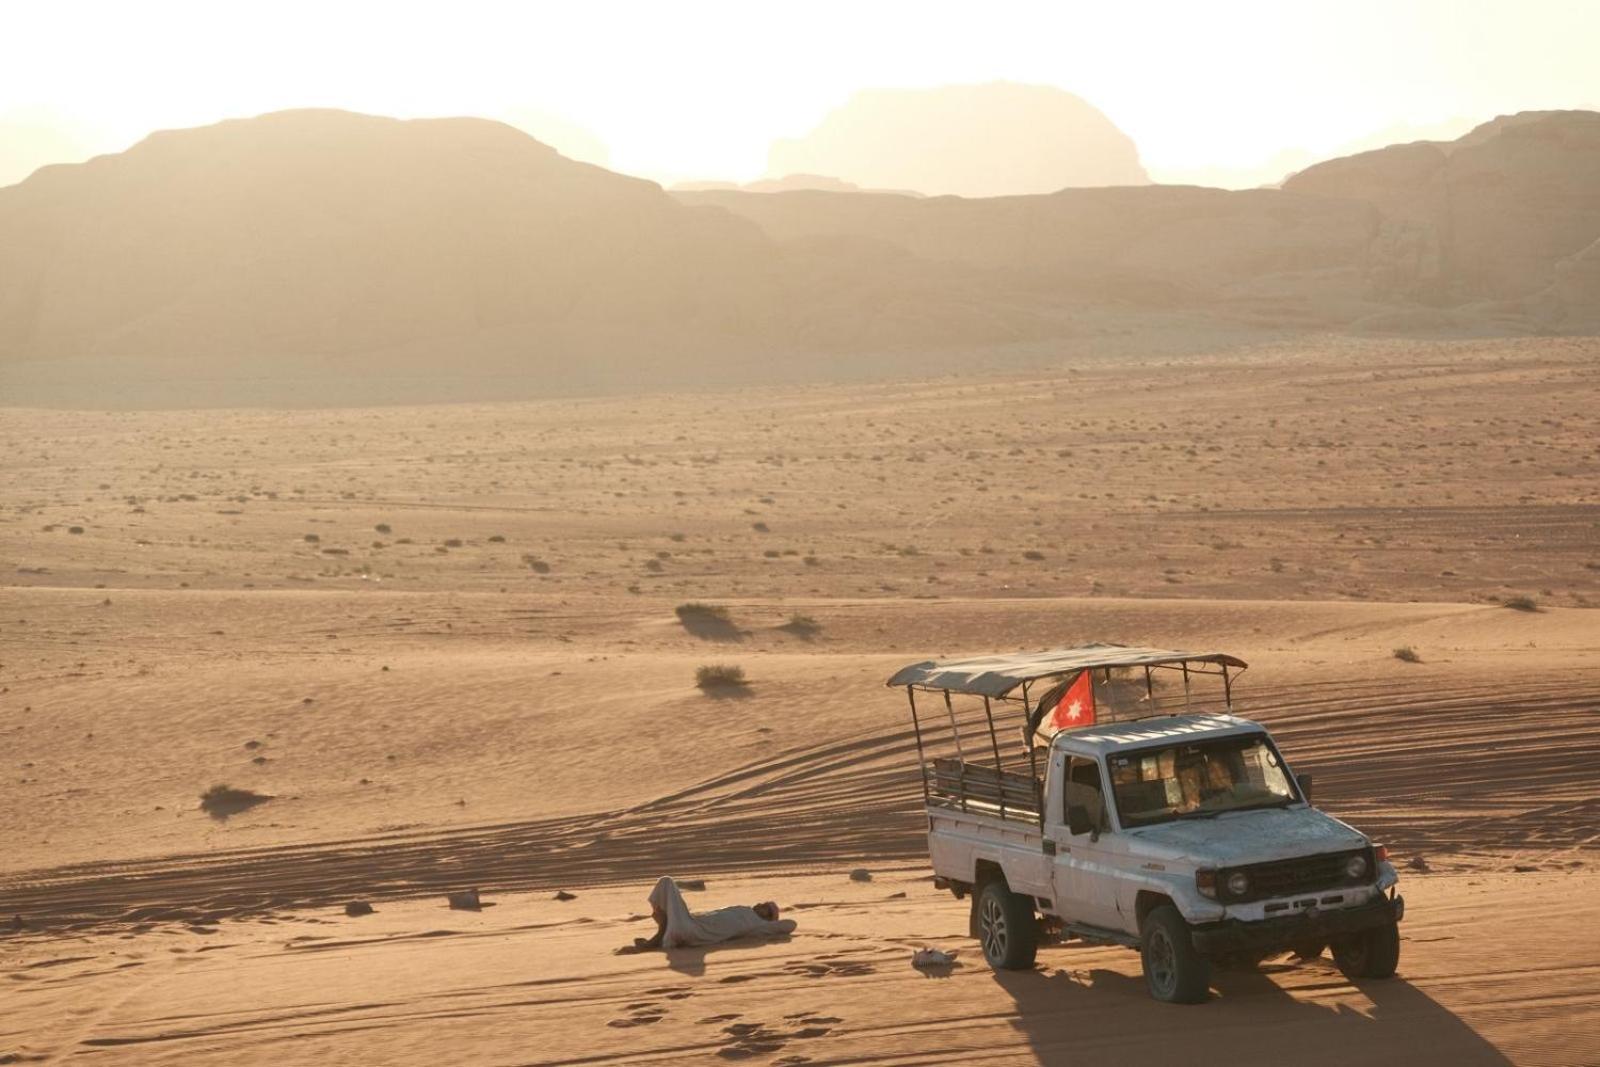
left=886, top=643, right=1248, bottom=697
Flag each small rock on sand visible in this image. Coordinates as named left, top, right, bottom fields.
left=554, top=890, right=576, bottom=901
left=1408, top=855, right=1432, bottom=873
left=344, top=901, right=374, bottom=917
left=849, top=869, right=872, bottom=882
left=447, top=889, right=482, bottom=911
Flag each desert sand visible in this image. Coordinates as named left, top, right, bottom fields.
left=1, top=339, right=1597, bottom=1064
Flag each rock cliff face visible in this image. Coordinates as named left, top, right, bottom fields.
left=1284, top=111, right=1600, bottom=302
left=767, top=83, right=1150, bottom=197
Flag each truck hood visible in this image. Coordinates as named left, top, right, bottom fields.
left=1124, top=805, right=1367, bottom=866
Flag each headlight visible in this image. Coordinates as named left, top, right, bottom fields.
left=1226, top=871, right=1250, bottom=897
left=1345, top=854, right=1369, bottom=880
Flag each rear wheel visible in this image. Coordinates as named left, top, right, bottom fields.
left=1139, top=905, right=1210, bottom=1004
left=1332, top=920, right=1400, bottom=980
left=974, top=879, right=1038, bottom=971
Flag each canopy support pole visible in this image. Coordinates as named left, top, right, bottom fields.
left=943, top=689, right=969, bottom=813
left=981, top=695, right=1006, bottom=821
left=906, top=687, right=931, bottom=809
left=1222, top=664, right=1233, bottom=710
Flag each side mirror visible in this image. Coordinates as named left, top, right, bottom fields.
left=1067, top=804, right=1093, bottom=836
left=1296, top=773, right=1314, bottom=804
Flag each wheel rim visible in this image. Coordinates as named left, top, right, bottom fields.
left=981, top=896, right=1008, bottom=961
left=1147, top=928, right=1176, bottom=994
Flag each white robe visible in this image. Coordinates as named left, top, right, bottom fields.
left=648, top=877, right=796, bottom=948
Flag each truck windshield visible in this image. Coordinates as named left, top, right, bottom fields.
left=1107, top=734, right=1297, bottom=828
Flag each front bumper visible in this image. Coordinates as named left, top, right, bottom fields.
left=1189, top=894, right=1403, bottom=956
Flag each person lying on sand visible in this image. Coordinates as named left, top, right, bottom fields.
left=624, top=876, right=796, bottom=951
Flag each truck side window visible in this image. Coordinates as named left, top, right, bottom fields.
left=1065, top=756, right=1106, bottom=833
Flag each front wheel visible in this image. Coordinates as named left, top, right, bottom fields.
left=974, top=879, right=1037, bottom=971
left=1140, top=905, right=1211, bottom=1003
left=1332, top=920, right=1400, bottom=980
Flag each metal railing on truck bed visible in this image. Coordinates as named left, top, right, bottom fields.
left=928, top=756, right=1042, bottom=825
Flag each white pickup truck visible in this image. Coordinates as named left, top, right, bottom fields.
left=888, top=644, right=1404, bottom=1004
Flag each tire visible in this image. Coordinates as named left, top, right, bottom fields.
left=973, top=878, right=1038, bottom=971
left=1139, top=905, right=1211, bottom=1004
left=1332, top=920, right=1400, bottom=980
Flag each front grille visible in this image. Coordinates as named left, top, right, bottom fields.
left=1223, top=849, right=1371, bottom=903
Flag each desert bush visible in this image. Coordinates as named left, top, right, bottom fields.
left=375, top=523, right=392, bottom=534
left=676, top=602, right=731, bottom=623
left=696, top=664, right=747, bottom=690
left=1503, top=596, right=1540, bottom=612
left=781, top=613, right=822, bottom=637
left=1393, top=646, right=1421, bottom=663
left=198, top=783, right=273, bottom=818
left=1022, top=550, right=1045, bottom=561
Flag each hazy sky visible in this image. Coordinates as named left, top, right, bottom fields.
left=3, top=0, right=1598, bottom=188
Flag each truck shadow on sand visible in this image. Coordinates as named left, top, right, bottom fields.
left=993, top=955, right=1512, bottom=1066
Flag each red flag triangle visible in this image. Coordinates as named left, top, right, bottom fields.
left=1048, top=671, right=1096, bottom=731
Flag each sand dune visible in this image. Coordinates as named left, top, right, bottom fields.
left=1, top=341, right=1597, bottom=1063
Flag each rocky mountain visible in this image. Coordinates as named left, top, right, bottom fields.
left=767, top=83, right=1150, bottom=197
left=0, top=107, right=1596, bottom=406
left=1283, top=110, right=1600, bottom=314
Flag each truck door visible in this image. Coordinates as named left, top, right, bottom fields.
left=1049, top=754, right=1123, bottom=930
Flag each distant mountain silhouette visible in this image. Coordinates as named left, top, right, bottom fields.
left=1, top=108, right=1596, bottom=406
left=767, top=83, right=1150, bottom=196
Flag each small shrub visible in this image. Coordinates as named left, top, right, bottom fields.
left=1393, top=646, right=1421, bottom=663
left=1503, top=596, right=1540, bottom=612
left=443, top=538, right=464, bottom=548
left=780, top=613, right=822, bottom=637
left=1022, top=550, right=1045, bottom=561
left=676, top=602, right=731, bottom=623
left=696, top=664, right=747, bottom=690
left=199, top=783, right=273, bottom=819
left=488, top=534, right=506, bottom=543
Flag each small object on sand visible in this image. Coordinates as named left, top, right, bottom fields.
left=554, top=890, right=577, bottom=901
left=344, top=901, right=374, bottom=917
left=1512, top=864, right=1539, bottom=873
left=447, top=889, right=482, bottom=911
left=849, top=868, right=872, bottom=883
left=1408, top=854, right=1432, bottom=873
left=912, top=947, right=958, bottom=969
left=676, top=879, right=707, bottom=891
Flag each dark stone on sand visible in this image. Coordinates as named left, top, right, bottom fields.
left=447, top=888, right=482, bottom=910
left=345, top=901, right=374, bottom=917
left=849, top=868, right=872, bottom=882
left=554, top=890, right=576, bottom=901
